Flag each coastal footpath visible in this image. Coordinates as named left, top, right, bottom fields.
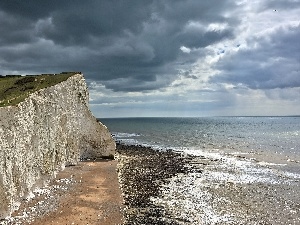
left=0, top=73, right=115, bottom=219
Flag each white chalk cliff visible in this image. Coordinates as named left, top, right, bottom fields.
left=0, top=74, right=115, bottom=219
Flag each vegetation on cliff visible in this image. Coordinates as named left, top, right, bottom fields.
left=0, top=72, right=81, bottom=107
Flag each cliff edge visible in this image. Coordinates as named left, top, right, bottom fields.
left=0, top=73, right=115, bottom=219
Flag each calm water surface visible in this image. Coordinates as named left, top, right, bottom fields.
left=101, top=117, right=300, bottom=161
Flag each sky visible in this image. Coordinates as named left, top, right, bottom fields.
left=0, top=0, right=299, bottom=117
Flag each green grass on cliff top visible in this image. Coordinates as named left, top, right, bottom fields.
left=0, top=72, right=81, bottom=107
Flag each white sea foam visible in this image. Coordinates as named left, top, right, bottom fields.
left=152, top=173, right=236, bottom=224
left=152, top=146, right=300, bottom=224
left=113, top=132, right=140, bottom=138
left=257, top=161, right=287, bottom=166
left=281, top=171, right=300, bottom=180
left=179, top=147, right=300, bottom=184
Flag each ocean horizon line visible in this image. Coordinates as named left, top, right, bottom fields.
left=98, top=115, right=300, bottom=119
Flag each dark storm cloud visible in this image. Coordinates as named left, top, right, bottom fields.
left=0, top=0, right=237, bottom=91
left=0, top=1, right=66, bottom=19
left=36, top=1, right=154, bottom=45
left=210, top=24, right=300, bottom=90
left=177, top=27, right=234, bottom=49
left=0, top=11, right=35, bottom=45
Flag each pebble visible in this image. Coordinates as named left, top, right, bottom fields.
left=116, top=143, right=200, bottom=224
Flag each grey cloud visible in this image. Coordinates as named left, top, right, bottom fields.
left=210, top=24, right=300, bottom=90
left=260, top=0, right=300, bottom=11
left=101, top=72, right=175, bottom=92
left=0, top=1, right=66, bottom=20
left=90, top=89, right=235, bottom=115
left=0, top=0, right=239, bottom=92
left=177, top=27, right=235, bottom=49
left=158, top=0, right=237, bottom=24
left=0, top=11, right=35, bottom=45
left=183, top=71, right=198, bottom=79
left=264, top=88, right=300, bottom=101
left=36, top=1, right=154, bottom=46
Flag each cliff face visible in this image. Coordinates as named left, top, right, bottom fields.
left=0, top=74, right=115, bottom=219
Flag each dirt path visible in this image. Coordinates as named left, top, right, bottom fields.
left=7, top=160, right=124, bottom=225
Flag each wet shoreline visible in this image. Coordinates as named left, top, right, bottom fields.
left=116, top=143, right=201, bottom=224
left=116, top=143, right=300, bottom=225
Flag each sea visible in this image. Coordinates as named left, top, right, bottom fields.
left=101, top=117, right=300, bottom=224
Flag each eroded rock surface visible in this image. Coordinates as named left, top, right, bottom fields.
left=0, top=74, right=115, bottom=219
